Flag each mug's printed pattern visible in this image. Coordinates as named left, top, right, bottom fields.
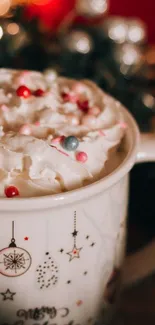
left=0, top=289, right=16, bottom=301
left=66, top=270, right=88, bottom=285
left=0, top=221, right=32, bottom=277
left=85, top=234, right=96, bottom=247
left=67, top=211, right=82, bottom=262
left=35, top=219, right=59, bottom=290
left=0, top=305, right=97, bottom=325
left=0, top=176, right=128, bottom=325
left=36, top=252, right=59, bottom=290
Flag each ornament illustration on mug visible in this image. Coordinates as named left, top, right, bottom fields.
left=35, top=219, right=59, bottom=290
left=36, top=252, right=59, bottom=290
left=0, top=221, right=32, bottom=277
left=67, top=211, right=83, bottom=262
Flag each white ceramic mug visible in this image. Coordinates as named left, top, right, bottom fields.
left=0, top=106, right=155, bottom=325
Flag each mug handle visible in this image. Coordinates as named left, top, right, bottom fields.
left=122, top=132, right=155, bottom=286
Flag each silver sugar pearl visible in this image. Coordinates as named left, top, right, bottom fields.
left=63, top=30, right=93, bottom=54
left=63, top=136, right=79, bottom=151
left=76, top=0, right=108, bottom=17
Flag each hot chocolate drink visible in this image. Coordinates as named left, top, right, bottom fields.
left=0, top=69, right=127, bottom=197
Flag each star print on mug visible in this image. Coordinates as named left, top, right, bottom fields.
left=0, top=289, right=16, bottom=301
left=67, top=211, right=83, bottom=262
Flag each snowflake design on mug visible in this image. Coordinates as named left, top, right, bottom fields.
left=3, top=249, right=30, bottom=272
left=0, top=221, right=32, bottom=277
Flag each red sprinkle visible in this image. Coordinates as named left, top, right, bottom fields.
left=76, top=300, right=83, bottom=306
left=61, top=92, right=70, bottom=102
left=34, top=121, right=40, bottom=126
left=5, top=186, right=19, bottom=198
left=52, top=136, right=65, bottom=144
left=76, top=151, right=88, bottom=163
left=99, top=130, right=105, bottom=136
left=57, top=149, right=69, bottom=157
left=16, top=85, right=31, bottom=98
left=51, top=145, right=69, bottom=157
left=62, top=92, right=78, bottom=103
left=77, top=100, right=89, bottom=113
left=33, top=89, right=45, bottom=97
left=70, top=94, right=78, bottom=103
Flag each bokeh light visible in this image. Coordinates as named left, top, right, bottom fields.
left=0, top=0, right=11, bottom=16
left=7, top=22, right=19, bottom=35
left=0, top=26, right=3, bottom=39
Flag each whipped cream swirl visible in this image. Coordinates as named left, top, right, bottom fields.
left=0, top=69, right=126, bottom=197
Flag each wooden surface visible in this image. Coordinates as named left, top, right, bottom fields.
left=114, top=161, right=155, bottom=325
left=114, top=218, right=155, bottom=323
left=114, top=275, right=155, bottom=325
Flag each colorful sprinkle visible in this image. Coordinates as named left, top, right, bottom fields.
left=16, top=85, right=31, bottom=98
left=19, top=124, right=31, bottom=135
left=98, top=130, right=105, bottom=136
left=34, top=121, right=40, bottom=126
left=57, top=149, right=69, bottom=157
left=17, top=77, right=25, bottom=84
left=62, top=92, right=78, bottom=103
left=77, top=100, right=89, bottom=113
left=76, top=151, right=88, bottom=163
left=62, top=136, right=79, bottom=151
left=24, top=237, right=29, bottom=241
left=61, top=92, right=70, bottom=102
left=51, top=145, right=69, bottom=157
left=5, top=186, right=19, bottom=198
left=70, top=93, right=78, bottom=103
left=21, top=70, right=29, bottom=76
left=51, top=136, right=65, bottom=144
left=33, top=89, right=45, bottom=97
left=17, top=71, right=29, bottom=84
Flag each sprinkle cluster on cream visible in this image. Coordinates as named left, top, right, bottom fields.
left=0, top=69, right=126, bottom=197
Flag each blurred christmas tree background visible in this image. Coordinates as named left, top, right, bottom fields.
left=0, top=0, right=155, bottom=132
left=0, top=0, right=155, bottom=247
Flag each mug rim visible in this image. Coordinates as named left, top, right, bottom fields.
left=0, top=107, right=140, bottom=211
